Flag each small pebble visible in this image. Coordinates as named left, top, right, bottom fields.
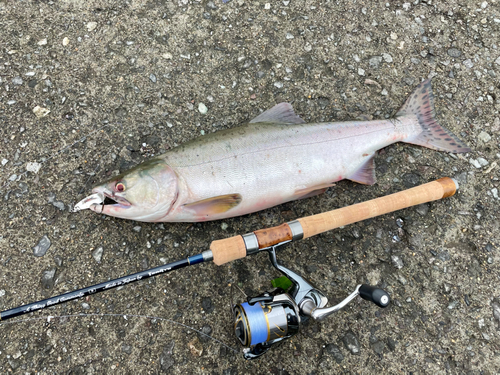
left=52, top=201, right=65, bottom=211
left=447, top=48, right=461, bottom=58
left=201, top=297, right=214, bottom=313
left=33, top=105, right=50, bottom=118
left=87, top=22, right=97, bottom=32
left=92, top=247, right=104, bottom=263
left=198, top=102, right=208, bottom=114
left=149, top=74, right=157, bottom=83
left=382, top=53, right=393, bottom=63
left=274, top=81, right=283, bottom=88
left=187, top=337, right=203, bottom=357
left=26, top=161, right=42, bottom=173
left=477, top=131, right=491, bottom=143
left=1, top=159, right=8, bottom=166
left=477, top=157, right=489, bottom=167
left=463, top=59, right=474, bottom=69
left=324, top=343, right=344, bottom=363
left=358, top=68, right=365, bottom=76
left=369, top=56, right=382, bottom=68
left=133, top=226, right=142, bottom=232
left=493, top=300, right=500, bottom=323
left=391, top=255, right=404, bottom=269
left=82, top=302, right=90, bottom=310
left=37, top=38, right=47, bottom=46
left=33, top=235, right=51, bottom=257
left=416, top=203, right=429, bottom=216
left=371, top=340, right=385, bottom=355
left=12, top=77, right=23, bottom=85
left=342, top=331, right=360, bottom=355
left=469, top=159, right=482, bottom=169
left=41, top=267, right=57, bottom=289
left=62, top=37, right=69, bottom=46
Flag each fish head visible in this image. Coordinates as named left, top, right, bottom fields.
left=90, top=159, right=178, bottom=221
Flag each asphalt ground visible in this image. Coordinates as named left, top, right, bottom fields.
left=0, top=0, right=499, bottom=374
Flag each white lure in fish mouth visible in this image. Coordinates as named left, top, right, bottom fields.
left=73, top=189, right=131, bottom=212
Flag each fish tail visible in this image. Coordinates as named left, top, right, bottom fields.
left=397, top=79, right=471, bottom=153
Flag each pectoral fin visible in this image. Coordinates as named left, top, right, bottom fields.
left=250, top=102, right=305, bottom=124
left=348, top=154, right=376, bottom=185
left=183, top=194, right=242, bottom=215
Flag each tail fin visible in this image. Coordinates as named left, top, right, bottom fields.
left=397, top=79, right=471, bottom=153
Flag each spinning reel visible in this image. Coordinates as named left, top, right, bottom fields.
left=232, top=244, right=390, bottom=359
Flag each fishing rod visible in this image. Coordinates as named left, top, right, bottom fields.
left=0, top=177, right=458, bottom=359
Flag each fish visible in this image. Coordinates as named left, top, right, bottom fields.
left=74, top=79, right=470, bottom=222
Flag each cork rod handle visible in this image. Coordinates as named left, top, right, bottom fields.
left=211, top=177, right=457, bottom=265
left=298, top=177, right=457, bottom=238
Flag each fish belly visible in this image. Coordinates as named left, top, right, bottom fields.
left=163, top=118, right=420, bottom=221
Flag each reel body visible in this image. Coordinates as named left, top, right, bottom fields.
left=233, top=244, right=390, bottom=359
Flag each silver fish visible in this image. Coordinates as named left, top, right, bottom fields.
left=75, top=79, right=470, bottom=222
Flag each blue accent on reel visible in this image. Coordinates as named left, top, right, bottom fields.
left=187, top=254, right=204, bottom=265
left=240, top=302, right=268, bottom=346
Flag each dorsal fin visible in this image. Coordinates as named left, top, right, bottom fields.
left=250, top=102, right=305, bottom=124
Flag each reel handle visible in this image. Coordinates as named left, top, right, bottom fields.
left=211, top=178, right=458, bottom=265
left=359, top=284, right=390, bottom=308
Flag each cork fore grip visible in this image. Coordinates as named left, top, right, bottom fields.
left=211, top=235, right=247, bottom=266
left=298, top=177, right=457, bottom=239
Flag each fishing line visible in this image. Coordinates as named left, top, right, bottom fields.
left=0, top=313, right=240, bottom=354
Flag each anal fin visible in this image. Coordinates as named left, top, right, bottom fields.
left=183, top=194, right=242, bottom=215
left=348, top=154, right=376, bottom=185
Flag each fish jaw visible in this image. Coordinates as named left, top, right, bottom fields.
left=89, top=187, right=132, bottom=214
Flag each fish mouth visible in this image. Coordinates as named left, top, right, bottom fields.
left=73, top=189, right=131, bottom=212
left=99, top=190, right=131, bottom=209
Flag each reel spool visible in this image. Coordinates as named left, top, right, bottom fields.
left=233, top=244, right=390, bottom=359
left=233, top=293, right=300, bottom=358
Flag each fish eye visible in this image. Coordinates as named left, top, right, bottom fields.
left=115, top=182, right=126, bottom=192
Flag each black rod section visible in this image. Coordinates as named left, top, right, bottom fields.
left=0, top=253, right=206, bottom=321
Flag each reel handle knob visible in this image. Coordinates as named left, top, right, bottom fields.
left=359, top=284, right=390, bottom=308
